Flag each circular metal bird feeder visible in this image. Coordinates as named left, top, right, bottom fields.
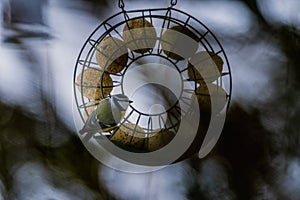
left=73, top=0, right=232, bottom=170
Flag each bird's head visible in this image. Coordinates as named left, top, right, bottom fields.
left=110, top=94, right=132, bottom=111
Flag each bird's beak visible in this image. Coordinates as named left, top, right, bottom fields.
left=129, top=100, right=133, bottom=104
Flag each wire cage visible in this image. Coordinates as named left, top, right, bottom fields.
left=73, top=0, right=232, bottom=156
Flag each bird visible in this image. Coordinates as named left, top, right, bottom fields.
left=79, top=94, right=132, bottom=143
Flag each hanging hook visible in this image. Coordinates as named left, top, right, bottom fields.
left=119, top=0, right=125, bottom=9
left=170, top=0, right=177, bottom=7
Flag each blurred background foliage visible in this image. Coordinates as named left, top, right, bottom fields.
left=1, top=0, right=300, bottom=199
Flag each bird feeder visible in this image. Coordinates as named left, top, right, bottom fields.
left=73, top=0, right=232, bottom=172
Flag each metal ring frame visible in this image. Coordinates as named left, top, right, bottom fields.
left=73, top=1, right=232, bottom=152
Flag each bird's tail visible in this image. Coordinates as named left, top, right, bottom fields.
left=81, top=131, right=95, bottom=143
left=79, top=110, right=101, bottom=134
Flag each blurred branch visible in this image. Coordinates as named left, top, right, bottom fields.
left=240, top=0, right=270, bottom=29
left=0, top=100, right=116, bottom=199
